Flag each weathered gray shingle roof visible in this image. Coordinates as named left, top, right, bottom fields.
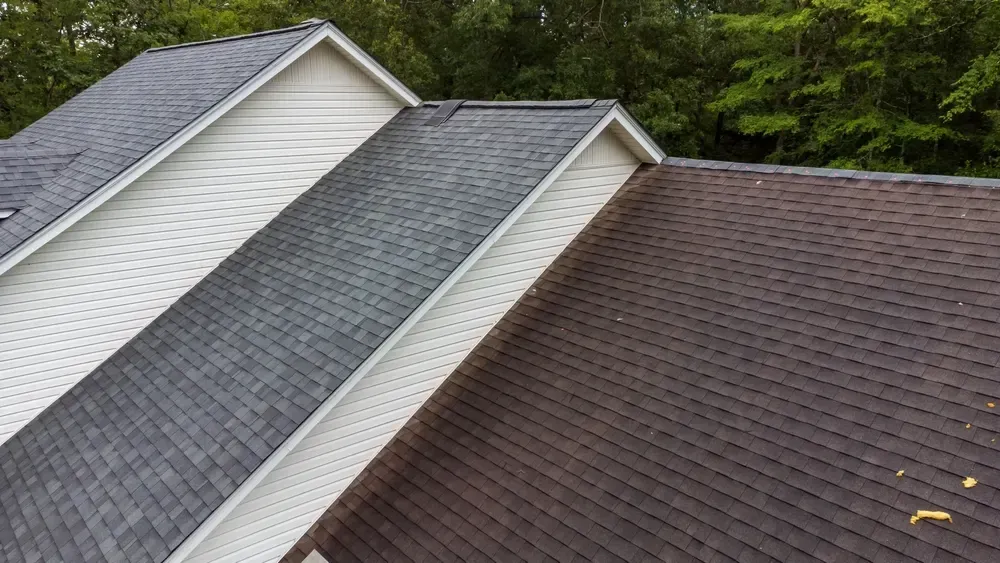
left=0, top=142, right=83, bottom=210
left=0, top=100, right=617, bottom=563
left=0, top=21, right=322, bottom=256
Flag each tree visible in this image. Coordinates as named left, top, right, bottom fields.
left=711, top=0, right=988, bottom=172
left=8, top=0, right=1000, bottom=175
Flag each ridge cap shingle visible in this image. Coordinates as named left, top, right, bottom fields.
left=144, top=20, right=325, bottom=53
left=664, top=156, right=1000, bottom=188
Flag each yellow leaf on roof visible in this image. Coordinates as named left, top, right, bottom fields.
left=966, top=423, right=972, bottom=429
left=911, top=510, right=953, bottom=525
left=896, top=470, right=904, bottom=478
left=988, top=402, right=995, bottom=408
left=963, top=477, right=978, bottom=488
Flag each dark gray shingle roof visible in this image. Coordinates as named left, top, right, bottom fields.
left=0, top=21, right=322, bottom=256
left=0, top=100, right=616, bottom=563
left=0, top=143, right=83, bottom=210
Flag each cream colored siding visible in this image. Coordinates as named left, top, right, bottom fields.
left=182, top=129, right=640, bottom=563
left=0, top=41, right=402, bottom=443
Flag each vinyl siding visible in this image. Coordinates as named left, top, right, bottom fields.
left=182, top=129, right=640, bottom=563
left=0, top=41, right=402, bottom=443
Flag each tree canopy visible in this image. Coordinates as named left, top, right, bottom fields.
left=4, top=0, right=1000, bottom=174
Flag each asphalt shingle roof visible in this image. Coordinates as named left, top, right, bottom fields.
left=284, top=162, right=1000, bottom=563
left=0, top=100, right=615, bottom=563
left=0, top=142, right=83, bottom=210
left=0, top=21, right=322, bottom=256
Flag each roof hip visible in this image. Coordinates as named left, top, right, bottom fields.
left=665, top=156, right=1000, bottom=187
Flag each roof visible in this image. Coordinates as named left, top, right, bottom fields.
left=0, top=142, right=83, bottom=211
left=284, top=161, right=1000, bottom=563
left=0, top=21, right=321, bottom=260
left=0, top=100, right=622, bottom=563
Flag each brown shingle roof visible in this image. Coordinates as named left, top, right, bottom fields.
left=283, top=163, right=1000, bottom=563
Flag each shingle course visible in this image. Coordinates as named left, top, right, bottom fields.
left=285, top=163, right=1000, bottom=563
left=0, top=142, right=83, bottom=210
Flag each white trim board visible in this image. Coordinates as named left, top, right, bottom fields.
left=0, top=22, right=420, bottom=279
left=165, top=106, right=654, bottom=563
left=607, top=104, right=665, bottom=164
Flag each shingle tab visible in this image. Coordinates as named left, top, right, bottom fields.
left=0, top=22, right=320, bottom=251
left=0, top=142, right=82, bottom=210
left=0, top=101, right=612, bottom=563
left=284, top=162, right=1000, bottom=563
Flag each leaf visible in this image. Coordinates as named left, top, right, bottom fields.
left=791, top=73, right=844, bottom=99
left=896, top=470, right=905, bottom=477
left=963, top=477, right=978, bottom=488
left=736, top=113, right=800, bottom=136
left=943, top=53, right=1000, bottom=120
left=910, top=510, right=953, bottom=525
left=987, top=402, right=995, bottom=408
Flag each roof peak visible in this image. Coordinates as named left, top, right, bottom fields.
left=663, top=156, right=1000, bottom=188
left=422, top=99, right=617, bottom=110
left=144, top=20, right=326, bottom=53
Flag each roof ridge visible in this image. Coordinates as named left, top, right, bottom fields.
left=663, top=156, right=1000, bottom=188
left=422, top=99, right=613, bottom=109
left=144, top=20, right=326, bottom=53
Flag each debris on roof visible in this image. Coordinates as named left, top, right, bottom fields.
left=911, top=511, right=953, bottom=525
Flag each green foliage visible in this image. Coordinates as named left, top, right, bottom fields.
left=707, top=0, right=1000, bottom=172
left=7, top=0, right=1000, bottom=174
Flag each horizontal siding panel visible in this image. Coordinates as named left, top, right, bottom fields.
left=421, top=278, right=532, bottom=318
left=98, top=171, right=323, bottom=192
left=0, top=41, right=402, bottom=444
left=2, top=241, right=243, bottom=288
left=135, top=161, right=335, bottom=183
left=135, top=153, right=360, bottom=173
left=3, top=319, right=150, bottom=362
left=182, top=129, right=640, bottom=563
left=2, top=277, right=202, bottom=317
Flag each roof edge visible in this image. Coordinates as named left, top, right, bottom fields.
left=144, top=20, right=325, bottom=53
left=663, top=156, right=1000, bottom=187
left=161, top=105, right=622, bottom=563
